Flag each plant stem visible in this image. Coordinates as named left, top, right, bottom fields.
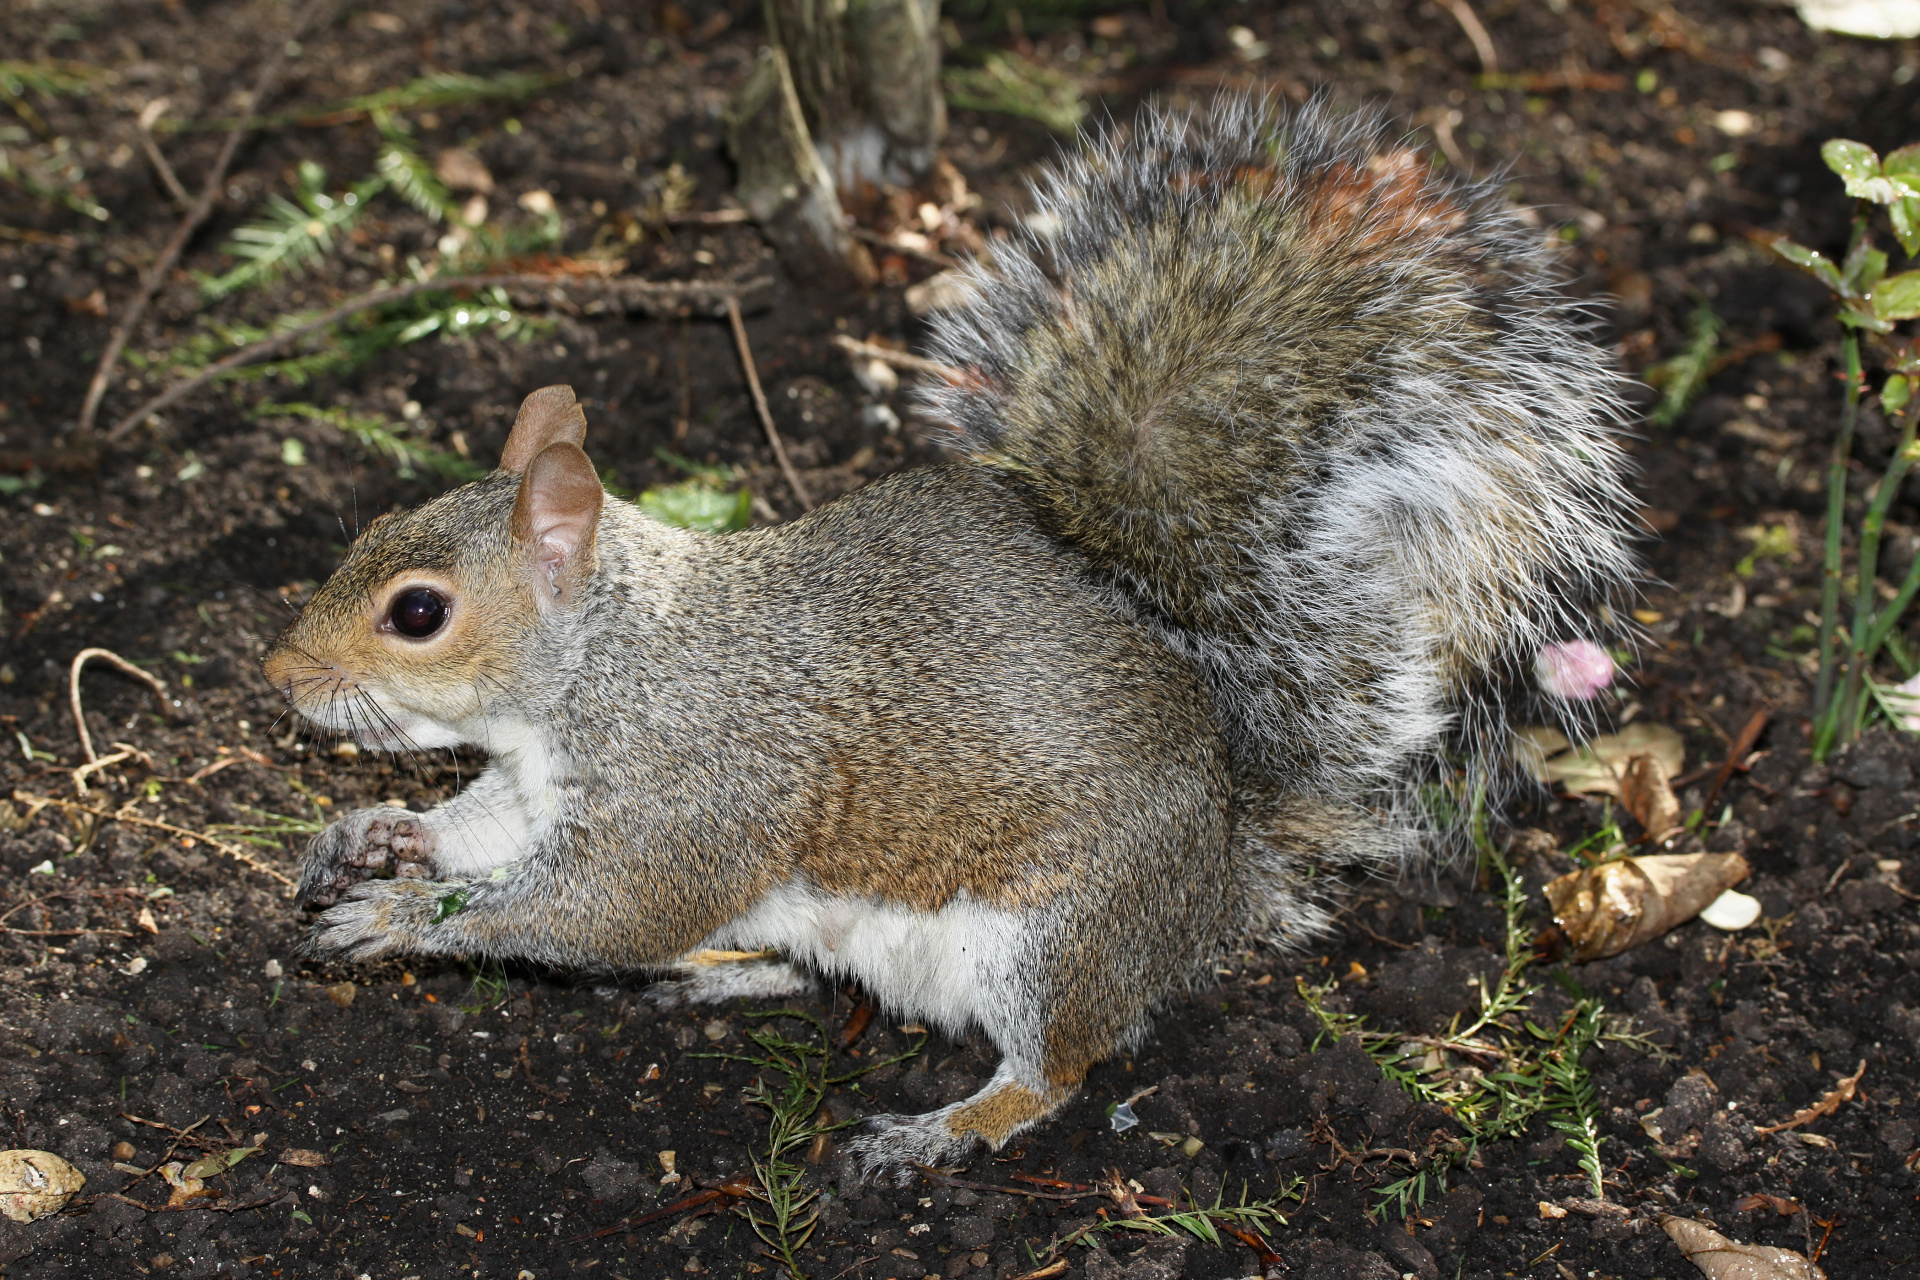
left=1838, top=398, right=1920, bottom=741
left=1813, top=326, right=1865, bottom=760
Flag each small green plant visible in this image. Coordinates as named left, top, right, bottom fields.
left=1644, top=300, right=1722, bottom=428
left=943, top=50, right=1087, bottom=133
left=1299, top=811, right=1653, bottom=1215
left=700, top=1011, right=925, bottom=1280
left=1768, top=138, right=1920, bottom=759
left=253, top=401, right=483, bottom=485
left=205, top=805, right=323, bottom=849
left=459, top=958, right=510, bottom=1013
left=199, top=160, right=383, bottom=299
left=638, top=448, right=753, bottom=532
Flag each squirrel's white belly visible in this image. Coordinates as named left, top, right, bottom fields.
left=703, top=880, right=1033, bottom=1038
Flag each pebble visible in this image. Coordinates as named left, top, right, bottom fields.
left=327, top=982, right=357, bottom=1008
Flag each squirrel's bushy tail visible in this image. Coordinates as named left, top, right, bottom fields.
left=923, top=97, right=1638, bottom=820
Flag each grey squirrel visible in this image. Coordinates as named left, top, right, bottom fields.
left=262, top=98, right=1637, bottom=1174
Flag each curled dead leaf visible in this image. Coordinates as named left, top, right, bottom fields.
left=1661, top=1215, right=1826, bottom=1280
left=1544, top=853, right=1751, bottom=961
left=0, top=1150, right=85, bottom=1223
left=1620, top=750, right=1682, bottom=837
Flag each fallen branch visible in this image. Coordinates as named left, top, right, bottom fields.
left=727, top=294, right=814, bottom=512
left=75, top=0, right=332, bottom=436
left=107, top=273, right=769, bottom=441
left=14, top=791, right=293, bottom=887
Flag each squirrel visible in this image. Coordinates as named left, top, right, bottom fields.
left=261, top=98, right=1637, bottom=1175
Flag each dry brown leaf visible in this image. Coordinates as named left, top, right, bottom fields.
left=1756, top=1060, right=1866, bottom=1135
left=0, top=1151, right=85, bottom=1223
left=1544, top=853, right=1751, bottom=961
left=275, top=1148, right=330, bottom=1168
left=1620, top=750, right=1682, bottom=835
left=1733, top=1193, right=1803, bottom=1217
left=1526, top=722, right=1685, bottom=797
left=1661, top=1215, right=1826, bottom=1280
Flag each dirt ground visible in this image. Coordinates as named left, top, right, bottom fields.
left=4, top=0, right=1920, bottom=1277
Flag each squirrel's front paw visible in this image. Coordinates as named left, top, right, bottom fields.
left=305, top=877, right=470, bottom=962
left=296, top=808, right=437, bottom=910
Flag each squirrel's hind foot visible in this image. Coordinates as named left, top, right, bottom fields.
left=295, top=808, right=437, bottom=910
left=843, top=1074, right=1073, bottom=1185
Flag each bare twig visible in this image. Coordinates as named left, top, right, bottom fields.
left=69, top=648, right=169, bottom=765
left=72, top=745, right=153, bottom=797
left=106, top=274, right=768, bottom=441
left=727, top=294, right=814, bottom=512
left=136, top=98, right=190, bottom=209
left=75, top=0, right=332, bottom=436
left=14, top=790, right=293, bottom=886
left=1701, top=707, right=1769, bottom=817
left=1437, top=0, right=1499, bottom=74
left=830, top=334, right=966, bottom=385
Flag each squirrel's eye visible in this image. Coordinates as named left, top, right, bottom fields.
left=389, top=588, right=448, bottom=639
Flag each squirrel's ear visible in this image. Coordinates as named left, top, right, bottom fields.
left=500, top=385, right=588, bottom=473
left=511, top=441, right=604, bottom=603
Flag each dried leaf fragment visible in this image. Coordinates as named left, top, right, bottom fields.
left=0, top=1150, right=85, bottom=1223
left=160, top=1162, right=215, bottom=1208
left=1661, top=1215, right=1826, bottom=1280
left=1619, top=750, right=1682, bottom=836
left=1523, top=722, right=1685, bottom=797
left=181, top=1146, right=258, bottom=1180
left=276, top=1148, right=330, bottom=1168
left=1757, top=1060, right=1866, bottom=1134
left=1544, top=853, right=1751, bottom=961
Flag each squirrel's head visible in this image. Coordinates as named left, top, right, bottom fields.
left=261, top=385, right=605, bottom=752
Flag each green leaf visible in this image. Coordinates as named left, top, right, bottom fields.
left=1887, top=143, right=1920, bottom=177
left=1769, top=238, right=1842, bottom=293
left=1892, top=198, right=1920, bottom=257
left=1874, top=269, right=1920, bottom=322
left=638, top=481, right=753, bottom=533
left=433, top=888, right=470, bottom=922
left=1884, top=374, right=1911, bottom=414
left=182, top=1146, right=259, bottom=1180
left=1843, top=240, right=1889, bottom=296
left=1822, top=138, right=1914, bottom=204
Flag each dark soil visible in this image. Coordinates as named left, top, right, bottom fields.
left=3, top=0, right=1920, bottom=1277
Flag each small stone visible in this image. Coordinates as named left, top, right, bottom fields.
left=151, top=1255, right=174, bottom=1271
left=111, top=1141, right=136, bottom=1161
left=702, top=1020, right=728, bottom=1042
left=263, top=959, right=283, bottom=980
left=1179, top=1136, right=1204, bottom=1158
left=0, top=1150, right=85, bottom=1222
left=327, top=982, right=357, bottom=1008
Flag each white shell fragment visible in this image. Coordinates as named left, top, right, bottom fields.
left=1698, top=889, right=1763, bottom=932
left=0, top=1150, right=85, bottom=1224
left=1797, top=0, right=1920, bottom=38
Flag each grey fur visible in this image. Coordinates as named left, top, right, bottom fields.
left=264, top=97, right=1638, bottom=1173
